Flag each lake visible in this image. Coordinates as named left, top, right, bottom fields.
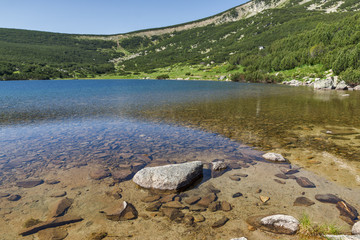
left=1, top=79, right=360, bottom=239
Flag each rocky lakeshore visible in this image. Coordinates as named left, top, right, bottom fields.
left=0, top=147, right=359, bottom=240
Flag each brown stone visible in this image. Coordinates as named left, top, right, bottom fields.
left=193, top=214, right=205, bottom=222
left=162, top=208, right=184, bottom=221
left=212, top=216, right=229, bottom=228
left=146, top=201, right=162, bottom=212
left=89, top=169, right=110, bottom=180
left=50, top=198, right=73, bottom=218
left=141, top=195, right=161, bottom=203
left=111, top=169, right=132, bottom=182
left=296, top=177, right=316, bottom=188
left=45, top=180, right=60, bottom=185
left=50, top=191, right=67, bottom=198
left=248, top=225, right=257, bottom=231
left=221, top=201, right=232, bottom=211
left=260, top=196, right=270, bottom=203
left=38, top=228, right=68, bottom=240
left=336, top=201, right=358, bottom=220
left=280, top=167, right=299, bottom=175
left=8, top=194, right=21, bottom=201
left=162, top=201, right=186, bottom=209
left=293, top=197, right=315, bottom=207
left=315, top=194, right=342, bottom=204
left=229, top=175, right=241, bottom=181
left=183, top=214, right=194, bottom=225
left=159, top=194, right=177, bottom=203
left=189, top=205, right=207, bottom=212
left=275, top=173, right=289, bottom=179
left=184, top=196, right=201, bottom=205
left=274, top=179, right=286, bottom=184
left=208, top=202, right=221, bottom=212
left=105, top=189, right=122, bottom=199
left=197, top=193, right=217, bottom=208
left=16, top=179, right=44, bottom=188
left=19, top=215, right=83, bottom=236
left=103, top=201, right=138, bottom=221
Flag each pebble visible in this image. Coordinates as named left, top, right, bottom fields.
left=212, top=161, right=227, bottom=171
left=221, top=201, right=232, bottom=211
left=275, top=173, right=289, bottom=179
left=208, top=202, right=221, bottom=212
left=50, top=191, right=67, bottom=198
left=38, top=228, right=68, bottom=240
left=229, top=175, right=241, bottom=181
left=293, top=197, right=315, bottom=207
left=260, top=196, right=270, bottom=203
left=7, top=194, right=21, bottom=201
left=212, top=216, right=229, bottom=228
left=296, top=177, right=316, bottom=188
left=184, top=196, right=201, bottom=205
left=336, top=201, right=358, bottom=221
left=189, top=205, right=207, bottom=212
left=50, top=198, right=73, bottom=217
left=162, top=208, right=184, bottom=222
left=352, top=221, right=360, bottom=235
left=197, top=193, right=217, bottom=208
left=89, top=169, right=110, bottom=180
left=159, top=194, right=177, bottom=203
left=315, top=194, right=342, bottom=204
left=232, top=192, right=243, bottom=198
left=103, top=201, right=138, bottom=221
left=193, top=214, right=205, bottom=222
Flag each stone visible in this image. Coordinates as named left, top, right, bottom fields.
left=162, top=208, right=184, bottom=221
left=314, top=78, right=334, bottom=89
left=50, top=198, right=73, bottom=217
left=352, top=221, right=360, bottom=235
left=105, top=189, right=122, bottom=199
left=193, top=214, right=205, bottom=222
left=146, top=202, right=162, bottom=212
left=296, top=177, right=316, bottom=188
left=232, top=192, right=243, bottom=198
left=183, top=214, right=194, bottom=225
left=262, top=153, right=286, bottom=162
left=111, top=169, right=133, bottom=182
left=260, top=214, right=300, bottom=235
left=336, top=201, right=358, bottom=221
left=141, top=195, right=161, bottom=203
left=133, top=161, right=203, bottom=190
left=45, top=180, right=60, bottom=185
left=212, top=161, right=227, bottom=171
left=221, top=201, right=232, bottom=211
left=315, top=194, right=342, bottom=204
left=260, top=196, right=270, bottom=203
left=197, top=193, right=217, bottom=208
left=162, top=201, right=186, bottom=209
left=0, top=193, right=10, bottom=198
left=280, top=168, right=299, bottom=175
left=159, top=194, right=177, bottom=203
left=16, top=179, right=44, bottom=188
left=19, top=215, right=83, bottom=236
left=89, top=169, right=110, bottom=180
left=38, top=228, right=68, bottom=240
left=229, top=175, right=241, bottom=181
left=212, top=216, right=229, bottom=228
left=185, top=196, right=201, bottom=205
left=8, top=194, right=21, bottom=201
left=326, top=235, right=360, bottom=240
left=231, top=238, right=248, bottom=240
left=236, top=174, right=248, bottom=177
left=206, top=184, right=221, bottom=194
left=189, top=205, right=207, bottom=212
left=354, top=85, right=360, bottom=91
left=50, top=191, right=67, bottom=198
left=274, top=179, right=286, bottom=184
left=336, top=81, right=348, bottom=90
left=293, top=197, right=315, bottom=207
left=208, top=202, right=221, bottom=212
left=103, top=201, right=138, bottom=221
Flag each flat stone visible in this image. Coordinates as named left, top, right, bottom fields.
left=212, top=161, right=227, bottom=171
left=162, top=201, right=186, bottom=209
left=133, top=161, right=203, bottom=190
left=189, top=205, right=207, bottom=212
left=185, top=196, right=201, bottom=205
left=159, top=194, right=177, bottom=203
left=197, top=193, right=217, bottom=208
left=193, top=214, right=205, bottom=222
left=232, top=192, right=243, bottom=198
left=336, top=201, right=358, bottom=221
left=293, top=197, right=315, bottom=207
left=141, top=195, right=161, bottom=203
left=212, top=216, right=229, bottom=228
left=274, top=179, right=286, bottom=184
left=280, top=168, right=299, bottom=175
left=229, top=175, right=241, bottom=181
left=208, top=202, right=221, bottom=212
left=8, top=194, right=21, bottom=201
left=105, top=189, right=122, bottom=199
left=50, top=191, right=67, bottom=198
left=260, top=196, right=270, bottom=203
left=50, top=198, right=73, bottom=217
left=221, top=201, right=232, bottom=211
left=111, top=169, right=133, bottom=182
left=352, top=221, right=360, bottom=235
left=0, top=193, right=10, bottom=198
left=19, top=215, right=83, bottom=236
left=262, top=153, right=286, bottom=162
left=260, top=214, right=300, bottom=235
left=38, top=228, right=68, bottom=240
left=45, top=180, right=60, bottom=185
left=326, top=235, right=360, bottom=240
left=275, top=173, right=289, bottom=179
left=16, top=179, right=44, bottom=188
left=315, top=194, right=342, bottom=204
left=146, top=201, right=162, bottom=212
left=89, top=169, right=110, bottom=180
left=296, top=177, right=316, bottom=188
left=103, top=201, right=138, bottom=221
left=162, top=208, right=184, bottom=221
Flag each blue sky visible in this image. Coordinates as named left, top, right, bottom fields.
left=0, top=0, right=247, bottom=35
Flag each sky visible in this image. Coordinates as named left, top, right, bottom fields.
left=0, top=0, right=248, bottom=35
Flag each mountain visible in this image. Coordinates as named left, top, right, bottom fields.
left=1, top=0, right=360, bottom=83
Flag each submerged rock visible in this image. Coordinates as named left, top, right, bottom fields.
left=212, top=160, right=227, bottom=171
left=352, top=221, right=360, bottom=235
left=50, top=198, right=73, bottom=217
left=315, top=194, right=342, bottom=204
left=293, top=197, right=315, bottom=207
left=8, top=194, right=21, bottom=201
left=212, top=216, right=229, bottom=228
left=262, top=153, right=286, bottom=162
left=260, top=214, right=300, bottom=235
left=184, top=196, right=201, bottom=205
left=89, top=169, right=110, bottom=180
left=133, top=161, right=203, bottom=190
left=296, top=177, right=316, bottom=188
left=16, top=179, right=44, bottom=188
left=38, top=228, right=68, bottom=240
left=336, top=201, right=358, bottom=221
left=103, top=201, right=138, bottom=221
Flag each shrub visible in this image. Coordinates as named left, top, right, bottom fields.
left=156, top=74, right=170, bottom=79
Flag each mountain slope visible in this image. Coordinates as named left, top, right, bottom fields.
left=0, top=0, right=359, bottom=82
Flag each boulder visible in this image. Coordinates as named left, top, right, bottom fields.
left=336, top=81, right=348, bottom=90
left=352, top=221, right=360, bottom=235
left=315, top=194, right=342, bottom=204
left=133, top=161, right=203, bottom=190
left=354, top=85, right=360, bottom=91
left=262, top=153, right=286, bottom=162
left=260, top=214, right=300, bottom=235
left=102, top=201, right=138, bottom=221
left=314, top=78, right=334, bottom=89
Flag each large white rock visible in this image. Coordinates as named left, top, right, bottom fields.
left=354, top=85, right=360, bottom=91
left=314, top=78, right=334, bottom=89
left=260, top=214, right=299, bottom=234
left=230, top=238, right=247, bottom=240
left=353, top=221, right=360, bottom=235
left=326, top=235, right=360, bottom=240
left=133, top=161, right=203, bottom=190
left=262, top=152, right=286, bottom=162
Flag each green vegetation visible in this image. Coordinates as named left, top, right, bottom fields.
left=1, top=0, right=360, bottom=83
left=298, top=214, right=341, bottom=239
